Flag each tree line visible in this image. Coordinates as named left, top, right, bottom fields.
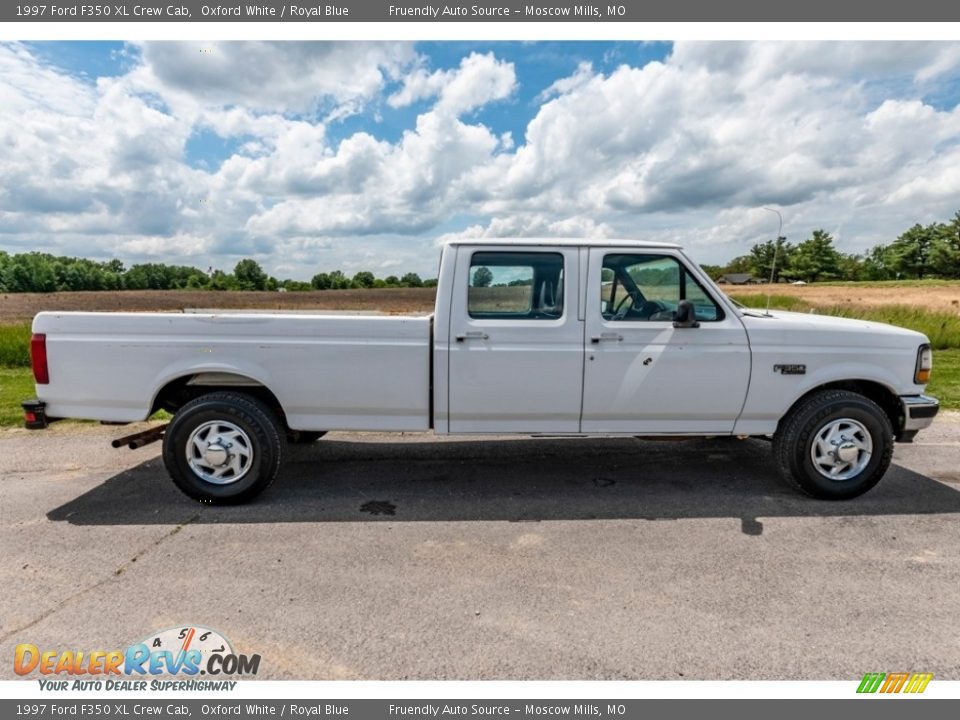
left=702, top=210, right=960, bottom=283
left=0, top=253, right=437, bottom=293
left=2, top=210, right=960, bottom=293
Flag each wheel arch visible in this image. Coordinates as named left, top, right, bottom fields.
left=777, top=379, right=902, bottom=436
left=150, top=372, right=289, bottom=429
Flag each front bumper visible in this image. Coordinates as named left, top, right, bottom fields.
left=897, top=394, right=939, bottom=441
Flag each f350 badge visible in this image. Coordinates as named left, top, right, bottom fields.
left=774, top=364, right=807, bottom=375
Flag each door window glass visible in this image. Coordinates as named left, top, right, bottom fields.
left=601, top=253, right=721, bottom=322
left=468, top=252, right=564, bottom=319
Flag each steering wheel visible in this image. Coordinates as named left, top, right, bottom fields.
left=613, top=295, right=669, bottom=321
left=611, top=293, right=635, bottom=320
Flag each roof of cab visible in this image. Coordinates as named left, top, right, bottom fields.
left=441, top=237, right=683, bottom=249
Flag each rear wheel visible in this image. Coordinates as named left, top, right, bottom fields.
left=162, top=391, right=286, bottom=504
left=773, top=389, right=893, bottom=500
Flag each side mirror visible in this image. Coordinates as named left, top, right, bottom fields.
left=673, top=300, right=700, bottom=329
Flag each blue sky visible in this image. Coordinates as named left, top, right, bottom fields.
left=2, top=41, right=959, bottom=278
left=23, top=41, right=674, bottom=171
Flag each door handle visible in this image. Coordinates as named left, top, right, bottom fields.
left=590, top=333, right=623, bottom=343
left=456, top=331, right=490, bottom=342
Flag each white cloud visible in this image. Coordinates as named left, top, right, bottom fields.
left=387, top=66, right=450, bottom=108
left=0, top=43, right=95, bottom=116
left=537, top=61, right=595, bottom=101
left=436, top=215, right=616, bottom=246
left=137, top=41, right=416, bottom=115
left=388, top=52, right=517, bottom=116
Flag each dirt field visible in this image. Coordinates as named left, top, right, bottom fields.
left=0, top=288, right=438, bottom=323
left=730, top=282, right=960, bottom=311
left=2, top=282, right=960, bottom=323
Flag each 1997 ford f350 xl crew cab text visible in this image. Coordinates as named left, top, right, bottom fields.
left=22, top=238, right=939, bottom=503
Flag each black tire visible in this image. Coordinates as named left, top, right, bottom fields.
left=773, top=389, right=894, bottom=500
left=162, top=391, right=287, bottom=504
left=287, top=430, right=327, bottom=444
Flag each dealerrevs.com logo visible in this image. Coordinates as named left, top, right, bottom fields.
left=15, top=626, right=260, bottom=691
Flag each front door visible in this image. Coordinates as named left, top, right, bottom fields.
left=581, top=249, right=750, bottom=434
left=447, top=246, right=584, bottom=433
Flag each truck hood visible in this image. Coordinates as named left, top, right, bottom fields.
left=738, top=309, right=928, bottom=348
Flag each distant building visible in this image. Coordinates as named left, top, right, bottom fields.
left=718, top=273, right=755, bottom=285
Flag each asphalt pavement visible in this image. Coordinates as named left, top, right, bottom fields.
left=1, top=416, right=959, bottom=680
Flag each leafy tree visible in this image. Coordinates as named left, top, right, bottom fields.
left=352, top=271, right=376, bottom=289
left=472, top=266, right=493, bottom=288
left=208, top=270, right=237, bottom=291
left=123, top=263, right=201, bottom=290
left=0, top=251, right=9, bottom=292
left=837, top=254, right=864, bottom=282
left=328, top=270, right=351, bottom=289
left=4, top=253, right=57, bottom=292
left=888, top=223, right=937, bottom=279
left=384, top=275, right=401, bottom=287
left=748, top=237, right=793, bottom=283
left=930, top=212, right=960, bottom=278
left=860, top=245, right=894, bottom=281
left=234, top=258, right=268, bottom=291
left=784, top=230, right=841, bottom=283
left=697, top=264, right=724, bottom=281
left=401, top=272, right=423, bottom=287
left=721, top=256, right=752, bottom=276
left=186, top=274, right=208, bottom=289
left=422, top=278, right=439, bottom=288
left=311, top=272, right=332, bottom=290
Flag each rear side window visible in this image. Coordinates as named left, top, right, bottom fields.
left=468, top=252, right=564, bottom=320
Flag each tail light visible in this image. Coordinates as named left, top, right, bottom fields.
left=915, top=344, right=932, bottom=385
left=31, top=333, right=49, bottom=385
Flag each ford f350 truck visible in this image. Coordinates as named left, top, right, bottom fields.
left=22, top=238, right=938, bottom=503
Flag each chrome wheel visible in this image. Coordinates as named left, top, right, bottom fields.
left=810, top=418, right=873, bottom=481
left=186, top=420, right=254, bottom=485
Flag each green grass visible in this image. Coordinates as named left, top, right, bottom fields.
left=802, top=279, right=960, bottom=289
left=927, top=350, right=960, bottom=409
left=730, top=296, right=960, bottom=350
left=0, top=322, right=31, bottom=367
left=0, top=367, right=35, bottom=426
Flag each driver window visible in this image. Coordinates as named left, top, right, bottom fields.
left=601, top=253, right=721, bottom=322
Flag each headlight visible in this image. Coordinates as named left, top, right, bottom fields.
left=915, top=344, right=932, bottom=384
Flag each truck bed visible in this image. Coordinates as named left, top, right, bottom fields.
left=33, top=311, right=433, bottom=431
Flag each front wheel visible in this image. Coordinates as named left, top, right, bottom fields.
left=773, top=389, right=893, bottom=500
left=162, top=391, right=287, bottom=504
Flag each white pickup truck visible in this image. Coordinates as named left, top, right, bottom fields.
left=23, top=238, right=938, bottom=503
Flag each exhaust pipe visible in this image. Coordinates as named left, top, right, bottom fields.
left=111, top=424, right=169, bottom=450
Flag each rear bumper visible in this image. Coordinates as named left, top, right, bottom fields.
left=897, top=394, right=939, bottom=441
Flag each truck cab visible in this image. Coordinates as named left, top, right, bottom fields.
left=434, top=239, right=751, bottom=436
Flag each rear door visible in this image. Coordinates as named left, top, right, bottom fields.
left=581, top=248, right=750, bottom=434
left=447, top=246, right=584, bottom=433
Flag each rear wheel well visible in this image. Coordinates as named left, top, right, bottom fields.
left=151, top=375, right=288, bottom=430
left=779, top=380, right=902, bottom=435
